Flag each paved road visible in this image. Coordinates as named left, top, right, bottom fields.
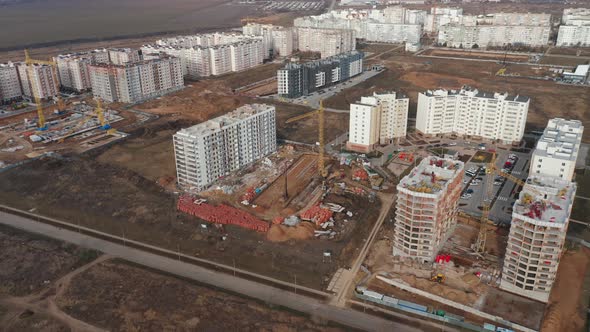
left=0, top=211, right=425, bottom=332
left=331, top=192, right=396, bottom=306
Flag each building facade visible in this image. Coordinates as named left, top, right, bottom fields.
left=438, top=24, right=550, bottom=48
left=16, top=63, right=59, bottom=100
left=530, top=118, right=584, bottom=182
left=173, top=104, right=277, bottom=191
left=296, top=27, right=356, bottom=58
left=393, top=156, right=464, bottom=263
left=277, top=50, right=364, bottom=98
left=347, top=92, right=409, bottom=152
left=89, top=56, right=183, bottom=103
left=108, top=48, right=141, bottom=65
left=0, top=62, right=23, bottom=104
left=55, top=53, right=93, bottom=92
left=416, top=86, right=530, bottom=143
left=556, top=25, right=590, bottom=46
left=500, top=175, right=576, bottom=302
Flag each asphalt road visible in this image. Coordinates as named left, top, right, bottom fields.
left=0, top=210, right=426, bottom=332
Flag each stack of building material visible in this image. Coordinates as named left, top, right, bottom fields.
left=353, top=168, right=369, bottom=181
left=177, top=195, right=269, bottom=232
left=300, top=204, right=334, bottom=226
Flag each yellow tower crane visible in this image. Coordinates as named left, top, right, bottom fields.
left=473, top=152, right=542, bottom=254
left=24, top=49, right=65, bottom=130
left=285, top=100, right=327, bottom=178
left=57, top=99, right=115, bottom=143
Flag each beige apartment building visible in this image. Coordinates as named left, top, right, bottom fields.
left=16, top=63, right=59, bottom=100
left=0, top=62, right=23, bottom=103
left=296, top=27, right=356, bottom=58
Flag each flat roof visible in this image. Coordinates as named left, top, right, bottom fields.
left=563, top=64, right=589, bottom=77
left=176, top=104, right=274, bottom=138
left=422, top=85, right=529, bottom=102
left=398, top=156, right=464, bottom=195
left=533, top=118, right=584, bottom=161
left=513, top=175, right=576, bottom=225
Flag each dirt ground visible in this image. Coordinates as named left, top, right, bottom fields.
left=324, top=55, right=590, bottom=142
left=0, top=226, right=345, bottom=331
left=423, top=49, right=530, bottom=62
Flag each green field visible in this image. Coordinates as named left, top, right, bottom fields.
left=0, top=0, right=255, bottom=50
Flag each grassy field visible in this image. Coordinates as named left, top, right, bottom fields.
left=0, top=0, right=256, bottom=50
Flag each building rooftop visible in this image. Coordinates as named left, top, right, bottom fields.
left=513, top=175, right=576, bottom=226
left=280, top=50, right=363, bottom=70
left=422, top=85, right=529, bottom=103
left=533, top=118, right=584, bottom=161
left=563, top=64, right=590, bottom=77
left=176, top=104, right=275, bottom=138
left=398, top=156, right=464, bottom=195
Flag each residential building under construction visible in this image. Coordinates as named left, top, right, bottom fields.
left=500, top=174, right=577, bottom=302
left=173, top=104, right=277, bottom=191
left=393, top=156, right=464, bottom=263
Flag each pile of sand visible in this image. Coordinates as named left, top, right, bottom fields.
left=266, top=223, right=315, bottom=242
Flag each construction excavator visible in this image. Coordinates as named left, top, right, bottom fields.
left=285, top=100, right=327, bottom=178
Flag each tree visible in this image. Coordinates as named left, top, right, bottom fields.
left=472, top=44, right=479, bottom=49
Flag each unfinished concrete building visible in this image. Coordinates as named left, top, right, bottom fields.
left=500, top=175, right=576, bottom=303
left=173, top=104, right=277, bottom=191
left=393, top=157, right=464, bottom=263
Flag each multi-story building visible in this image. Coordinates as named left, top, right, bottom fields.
left=556, top=25, right=590, bottom=46
left=416, top=86, right=530, bottom=144
left=347, top=92, right=409, bottom=152
left=562, top=8, right=590, bottom=25
left=438, top=24, right=551, bottom=48
left=55, top=53, right=93, bottom=92
left=271, top=28, right=294, bottom=57
left=243, top=23, right=294, bottom=58
left=108, top=48, right=141, bottom=65
left=296, top=27, right=356, bottom=58
left=89, top=55, right=183, bottom=103
left=142, top=33, right=265, bottom=79
left=500, top=175, right=576, bottom=302
left=173, top=104, right=277, bottom=191
left=0, top=62, right=23, bottom=104
left=16, top=63, right=59, bottom=100
left=393, top=156, right=464, bottom=263
left=277, top=50, right=364, bottom=98
left=530, top=119, right=584, bottom=182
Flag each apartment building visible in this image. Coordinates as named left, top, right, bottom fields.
left=89, top=56, right=183, bottom=103
left=416, top=86, right=530, bottom=144
left=243, top=23, right=294, bottom=58
left=556, top=25, right=590, bottom=46
left=16, top=63, right=59, bottom=100
left=173, top=104, right=277, bottom=191
left=393, top=156, right=464, bottom=263
left=55, top=53, right=93, bottom=92
left=296, top=27, right=356, bottom=58
left=108, top=48, right=141, bottom=65
left=277, top=50, right=364, bottom=98
left=500, top=175, right=576, bottom=302
left=562, top=8, right=590, bottom=25
left=530, top=119, right=584, bottom=181
left=347, top=92, right=409, bottom=152
left=364, top=22, right=422, bottom=44
left=271, top=28, right=294, bottom=57
left=438, top=24, right=550, bottom=48
left=0, top=62, right=23, bottom=104
left=142, top=33, right=264, bottom=79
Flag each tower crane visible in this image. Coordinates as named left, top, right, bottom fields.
left=57, top=99, right=115, bottom=143
left=285, top=100, right=327, bottom=178
left=24, top=49, right=65, bottom=130
left=472, top=152, right=542, bottom=254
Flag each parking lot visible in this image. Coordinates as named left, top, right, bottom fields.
left=459, top=148, right=532, bottom=225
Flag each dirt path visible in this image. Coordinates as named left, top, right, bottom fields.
left=0, top=255, right=111, bottom=332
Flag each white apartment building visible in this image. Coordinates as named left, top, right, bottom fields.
left=243, top=23, right=294, bottom=58
left=173, top=104, right=277, bottom=191
left=364, top=22, right=422, bottom=44
left=55, top=54, right=93, bottom=92
left=556, top=25, right=590, bottom=46
left=143, top=33, right=264, bottom=79
left=89, top=56, right=183, bottom=103
left=416, top=87, right=530, bottom=144
left=347, top=92, right=408, bottom=152
left=0, top=62, right=23, bottom=103
left=562, top=8, right=590, bottom=25
left=530, top=119, right=584, bottom=182
left=271, top=28, right=294, bottom=57
left=296, top=27, right=356, bottom=58
left=438, top=24, right=550, bottom=48
left=108, top=48, right=141, bottom=65
left=16, top=63, right=59, bottom=100
left=394, top=156, right=464, bottom=263
left=500, top=175, right=576, bottom=302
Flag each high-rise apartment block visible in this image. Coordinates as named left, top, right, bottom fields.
left=55, top=53, right=94, bottom=92
left=243, top=23, right=294, bottom=58
left=108, top=48, right=141, bottom=65
left=0, top=62, right=23, bottom=104
left=277, top=50, right=363, bottom=98
left=347, top=92, right=409, bottom=152
left=393, top=156, right=464, bottom=263
left=173, top=104, right=277, bottom=191
left=142, top=33, right=265, bottom=79
left=556, top=25, right=590, bottom=47
left=296, top=27, right=356, bottom=58
left=438, top=24, right=551, bottom=48
left=500, top=175, right=576, bottom=302
left=416, top=86, right=530, bottom=144
left=562, top=8, right=590, bottom=25
left=16, top=63, right=59, bottom=100
left=530, top=119, right=584, bottom=181
left=89, top=56, right=183, bottom=103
